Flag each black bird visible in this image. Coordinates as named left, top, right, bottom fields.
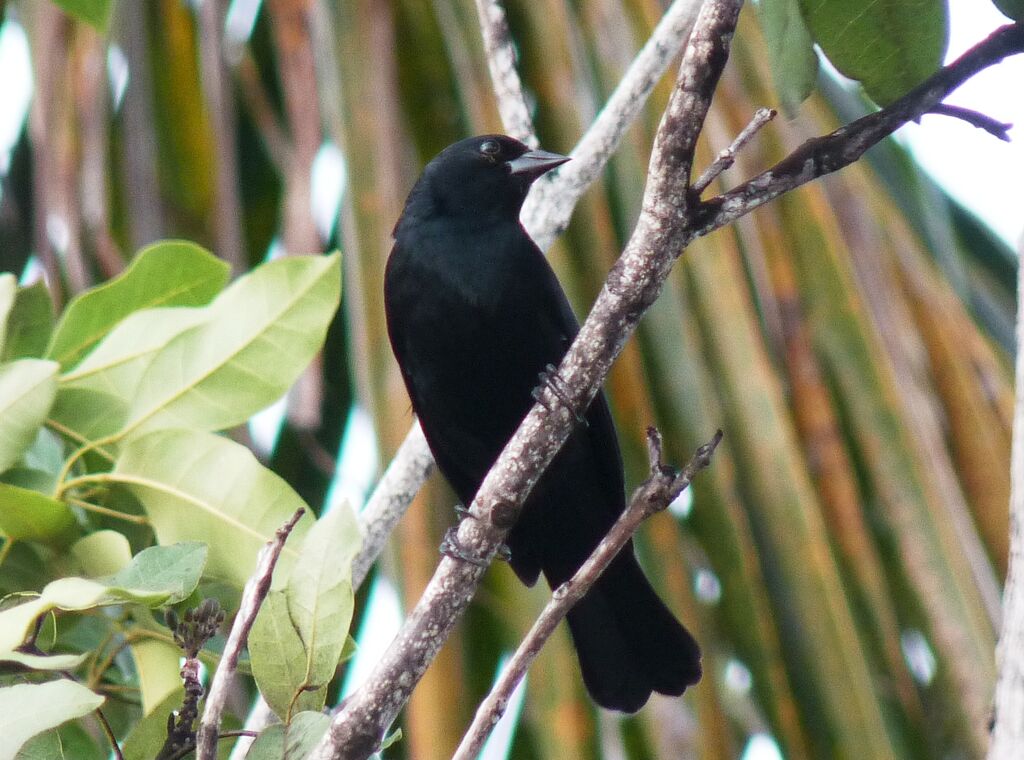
left=384, top=134, right=701, bottom=711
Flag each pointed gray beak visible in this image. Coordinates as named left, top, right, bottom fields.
left=506, top=149, right=570, bottom=179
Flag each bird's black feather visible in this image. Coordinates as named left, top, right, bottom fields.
left=384, top=134, right=701, bottom=711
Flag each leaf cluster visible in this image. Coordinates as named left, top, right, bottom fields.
left=0, top=242, right=361, bottom=758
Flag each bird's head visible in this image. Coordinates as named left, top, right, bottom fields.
left=397, top=135, right=569, bottom=229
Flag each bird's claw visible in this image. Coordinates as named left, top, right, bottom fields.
left=454, top=502, right=473, bottom=521
left=439, top=527, right=490, bottom=567
left=532, top=363, right=587, bottom=425
left=495, top=543, right=512, bottom=562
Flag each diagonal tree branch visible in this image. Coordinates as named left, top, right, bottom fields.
left=307, top=2, right=743, bottom=758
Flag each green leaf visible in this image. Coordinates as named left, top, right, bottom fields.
left=757, top=0, right=819, bottom=115
left=2, top=282, right=55, bottom=361
left=0, top=545, right=206, bottom=653
left=0, top=272, right=17, bottom=354
left=0, top=650, right=89, bottom=671
left=49, top=0, right=115, bottom=31
left=0, top=482, right=77, bottom=546
left=0, top=680, right=104, bottom=756
left=112, top=429, right=311, bottom=588
left=15, top=723, right=104, bottom=760
left=48, top=386, right=128, bottom=444
left=993, top=0, right=1024, bottom=20
left=250, top=590, right=324, bottom=719
left=59, top=305, right=209, bottom=401
left=119, top=252, right=341, bottom=438
left=106, top=542, right=208, bottom=604
left=70, top=530, right=133, bottom=577
left=797, top=0, right=948, bottom=105
left=130, top=638, right=183, bottom=715
left=0, top=359, right=59, bottom=473
left=121, top=686, right=185, bottom=760
left=46, top=240, right=228, bottom=369
left=286, top=502, right=361, bottom=703
left=245, top=711, right=331, bottom=759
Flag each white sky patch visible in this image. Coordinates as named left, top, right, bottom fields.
left=667, top=486, right=693, bottom=518
left=107, top=44, right=129, bottom=111
left=741, top=733, right=786, bottom=760
left=311, top=140, right=347, bottom=242
left=694, top=567, right=722, bottom=604
left=895, top=0, right=1024, bottom=248
left=226, top=0, right=263, bottom=47
left=724, top=658, right=753, bottom=694
left=0, top=21, right=32, bottom=177
left=247, top=392, right=288, bottom=456
left=327, top=404, right=380, bottom=512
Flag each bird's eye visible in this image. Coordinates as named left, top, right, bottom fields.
left=479, top=140, right=501, bottom=158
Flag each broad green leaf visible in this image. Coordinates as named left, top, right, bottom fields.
left=60, top=305, right=208, bottom=400
left=112, top=429, right=311, bottom=588
left=70, top=530, right=133, bottom=577
left=757, top=0, right=819, bottom=115
left=130, top=638, right=182, bottom=715
left=797, top=0, right=948, bottom=105
left=250, top=590, right=323, bottom=718
left=0, top=650, right=88, bottom=671
left=0, top=680, right=104, bottom=756
left=120, top=252, right=341, bottom=438
left=286, top=502, right=361, bottom=702
left=245, top=711, right=331, bottom=759
left=48, top=386, right=128, bottom=444
left=0, top=359, right=59, bottom=473
left=993, top=0, right=1024, bottom=20
left=46, top=240, right=228, bottom=369
left=122, top=686, right=184, bottom=760
left=2, top=282, right=55, bottom=361
left=49, top=0, right=114, bottom=31
left=0, top=482, right=77, bottom=546
left=15, top=723, right=103, bottom=760
left=0, top=546, right=206, bottom=653
left=106, top=542, right=208, bottom=604
left=0, top=273, right=16, bottom=354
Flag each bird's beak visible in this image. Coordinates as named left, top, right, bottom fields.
left=506, top=149, right=570, bottom=179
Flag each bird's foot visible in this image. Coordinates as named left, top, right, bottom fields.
left=454, top=502, right=473, bottom=521
left=532, top=363, right=587, bottom=425
left=439, top=527, right=490, bottom=567
left=439, top=527, right=511, bottom=566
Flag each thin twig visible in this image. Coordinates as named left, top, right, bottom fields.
left=453, top=430, right=722, bottom=760
left=927, top=103, right=1012, bottom=141
left=691, top=106, right=776, bottom=194
left=94, top=705, right=126, bottom=760
left=194, top=508, right=306, bottom=760
left=690, top=23, right=1024, bottom=239
left=472, top=0, right=536, bottom=146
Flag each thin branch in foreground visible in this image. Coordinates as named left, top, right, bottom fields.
left=926, top=103, right=1013, bottom=141
left=473, top=0, right=536, bottom=146
left=194, top=508, right=306, bottom=760
left=452, top=429, right=723, bottom=760
left=691, top=106, right=776, bottom=195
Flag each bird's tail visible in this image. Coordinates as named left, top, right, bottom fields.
left=564, top=552, right=701, bottom=712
